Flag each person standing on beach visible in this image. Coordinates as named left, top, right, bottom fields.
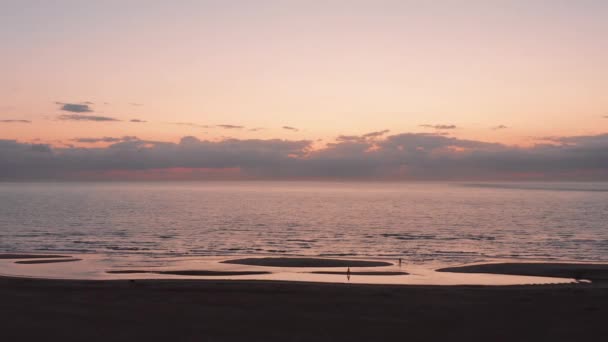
left=346, top=267, right=351, bottom=282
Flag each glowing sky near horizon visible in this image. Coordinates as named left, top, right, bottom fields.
left=1, top=0, right=608, bottom=147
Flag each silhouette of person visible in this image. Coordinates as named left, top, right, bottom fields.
left=346, top=267, right=351, bottom=282
left=398, top=258, right=402, bottom=267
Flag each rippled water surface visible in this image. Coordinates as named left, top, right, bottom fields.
left=1, top=181, right=607, bottom=264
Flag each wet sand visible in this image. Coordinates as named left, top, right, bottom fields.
left=438, top=262, right=608, bottom=283
left=221, top=257, right=393, bottom=267
left=311, top=271, right=408, bottom=276
left=15, top=258, right=82, bottom=264
left=107, top=270, right=271, bottom=276
left=0, top=253, right=71, bottom=259
left=0, top=254, right=585, bottom=284
left=1, top=275, right=607, bottom=342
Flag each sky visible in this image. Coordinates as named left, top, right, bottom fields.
left=1, top=0, right=608, bottom=180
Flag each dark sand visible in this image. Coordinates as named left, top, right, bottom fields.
left=0, top=253, right=71, bottom=259
left=311, top=271, right=408, bottom=276
left=1, top=275, right=607, bottom=342
left=107, top=270, right=271, bottom=276
left=15, top=258, right=82, bottom=264
left=222, top=257, right=392, bottom=267
left=438, top=263, right=608, bottom=283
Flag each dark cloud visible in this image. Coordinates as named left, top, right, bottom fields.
left=169, top=122, right=210, bottom=128
left=1, top=119, right=31, bottom=123
left=2, top=132, right=608, bottom=180
left=283, top=126, right=299, bottom=132
left=130, top=119, right=146, bottom=123
left=56, top=102, right=93, bottom=113
left=0, top=136, right=310, bottom=180
left=71, top=136, right=138, bottom=143
left=492, top=125, right=508, bottom=130
left=362, top=129, right=390, bottom=138
left=420, top=124, right=457, bottom=130
left=168, top=123, right=244, bottom=129
left=335, top=130, right=390, bottom=143
left=30, top=144, right=52, bottom=153
left=217, top=124, right=244, bottom=129
left=249, top=127, right=264, bottom=132
left=336, top=135, right=362, bottom=142
left=539, top=134, right=608, bottom=147
left=58, top=114, right=120, bottom=122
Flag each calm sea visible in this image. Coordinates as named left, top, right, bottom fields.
left=1, top=181, right=607, bottom=265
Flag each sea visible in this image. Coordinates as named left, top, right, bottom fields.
left=1, top=181, right=607, bottom=266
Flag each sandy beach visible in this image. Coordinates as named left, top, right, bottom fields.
left=1, top=256, right=608, bottom=341
left=1, top=275, right=607, bottom=342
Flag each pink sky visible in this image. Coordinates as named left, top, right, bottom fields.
left=1, top=1, right=607, bottom=180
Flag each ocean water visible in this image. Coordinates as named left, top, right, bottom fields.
left=1, top=181, right=607, bottom=265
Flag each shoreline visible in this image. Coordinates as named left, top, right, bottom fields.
left=2, top=255, right=608, bottom=340
left=5, top=253, right=608, bottom=285
left=3, top=254, right=601, bottom=285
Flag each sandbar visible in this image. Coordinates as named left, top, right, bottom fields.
left=107, top=270, right=271, bottom=276
left=0, top=253, right=71, bottom=259
left=437, top=262, right=608, bottom=282
left=15, top=258, right=82, bottom=264
left=221, top=257, right=392, bottom=268
left=311, top=271, right=408, bottom=275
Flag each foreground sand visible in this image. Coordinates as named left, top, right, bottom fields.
left=1, top=275, right=607, bottom=342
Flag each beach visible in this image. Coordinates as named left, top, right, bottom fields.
left=1, top=276, right=607, bottom=342
left=1, top=257, right=608, bottom=341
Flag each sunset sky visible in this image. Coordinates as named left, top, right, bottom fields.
left=1, top=1, right=608, bottom=180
